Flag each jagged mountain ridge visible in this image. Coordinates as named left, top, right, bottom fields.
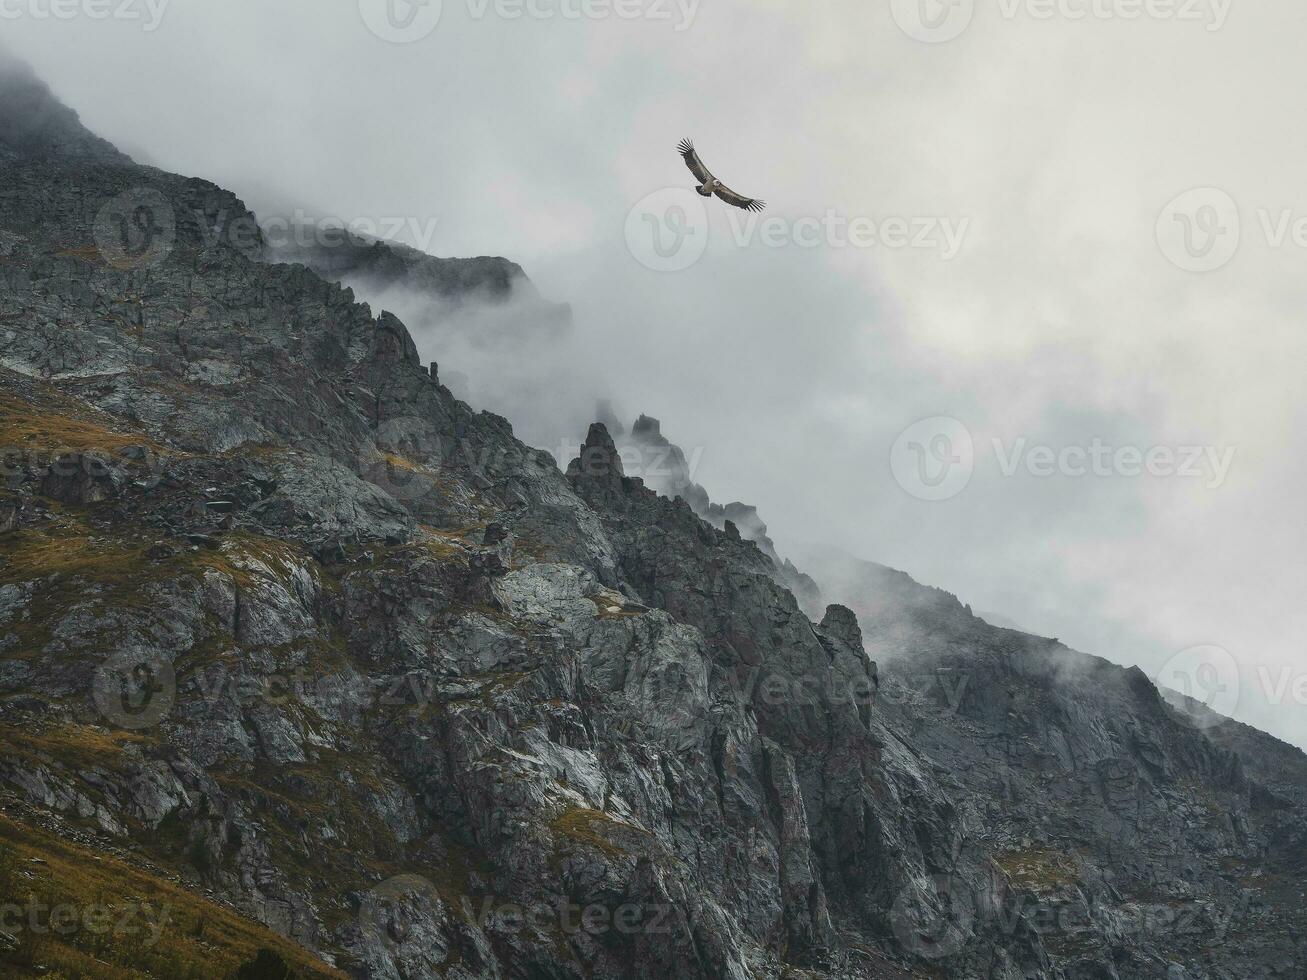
left=0, top=56, right=1304, bottom=979
left=277, top=233, right=823, bottom=612
left=0, top=53, right=128, bottom=166
left=267, top=224, right=569, bottom=323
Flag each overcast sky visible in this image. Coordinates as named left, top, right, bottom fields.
left=7, top=0, right=1306, bottom=749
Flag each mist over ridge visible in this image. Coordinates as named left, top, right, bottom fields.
left=3, top=32, right=1307, bottom=978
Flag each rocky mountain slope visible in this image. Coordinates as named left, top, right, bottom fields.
left=269, top=222, right=572, bottom=405
left=1, top=57, right=1304, bottom=979
left=267, top=225, right=572, bottom=339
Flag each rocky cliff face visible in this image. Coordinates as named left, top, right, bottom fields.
left=1, top=59, right=1304, bottom=980
left=269, top=223, right=573, bottom=405
left=267, top=225, right=570, bottom=329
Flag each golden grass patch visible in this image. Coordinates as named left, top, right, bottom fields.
left=994, top=848, right=1079, bottom=893
left=0, top=724, right=150, bottom=771
left=0, top=519, right=309, bottom=658
left=53, top=246, right=103, bottom=262
left=0, top=524, right=148, bottom=588
left=550, top=807, right=645, bottom=863
left=0, top=392, right=159, bottom=457
left=0, top=812, right=344, bottom=979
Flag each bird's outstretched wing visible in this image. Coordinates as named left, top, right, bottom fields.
left=713, top=184, right=766, bottom=213
left=677, top=139, right=714, bottom=184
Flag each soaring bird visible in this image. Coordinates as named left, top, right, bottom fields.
left=677, top=139, right=766, bottom=212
